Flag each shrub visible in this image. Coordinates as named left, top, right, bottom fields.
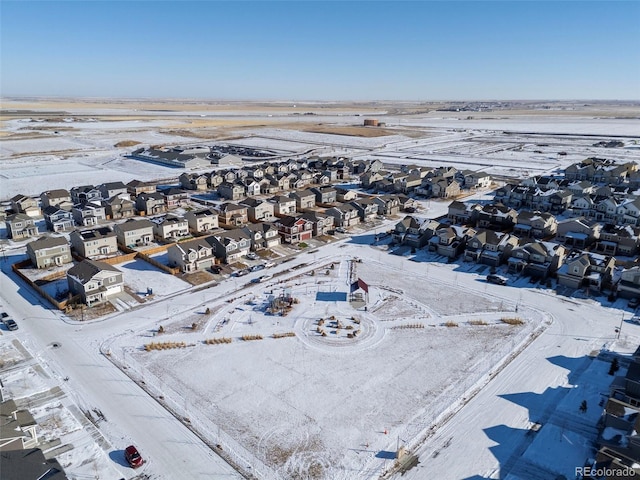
left=273, top=332, right=296, bottom=339
left=469, top=319, right=488, bottom=326
left=157, top=325, right=164, bottom=334
left=501, top=317, right=524, bottom=325
left=241, top=334, right=264, bottom=341
left=443, top=321, right=459, bottom=327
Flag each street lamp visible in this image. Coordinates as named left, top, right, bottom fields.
left=616, top=312, right=625, bottom=339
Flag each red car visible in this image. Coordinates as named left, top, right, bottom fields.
left=124, top=445, right=143, bottom=468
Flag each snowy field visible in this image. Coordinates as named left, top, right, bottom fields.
left=107, top=256, right=544, bottom=479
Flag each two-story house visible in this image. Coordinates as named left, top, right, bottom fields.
left=10, top=194, right=41, bottom=217
left=208, top=229, right=251, bottom=263
left=135, top=192, right=167, bottom=216
left=42, top=205, right=75, bottom=232
left=70, top=226, right=118, bottom=259
left=240, top=197, right=275, bottom=223
left=300, top=211, right=334, bottom=237
left=67, top=259, right=124, bottom=306
left=151, top=215, right=190, bottom=242
left=508, top=241, right=566, bottom=278
left=26, top=236, right=72, bottom=269
left=184, top=208, right=219, bottom=234
left=274, top=216, right=314, bottom=243
left=218, top=181, right=246, bottom=201
left=5, top=213, right=39, bottom=240
left=40, top=189, right=72, bottom=210
left=217, top=203, right=249, bottom=227
left=513, top=211, right=558, bottom=239
left=241, top=222, right=281, bottom=250
left=72, top=201, right=107, bottom=227
left=167, top=237, right=216, bottom=273
left=113, top=219, right=155, bottom=249
left=289, top=190, right=316, bottom=211
left=101, top=197, right=135, bottom=220
left=126, top=179, right=157, bottom=197
left=310, top=186, right=337, bottom=205
left=326, top=204, right=360, bottom=227
left=269, top=195, right=297, bottom=217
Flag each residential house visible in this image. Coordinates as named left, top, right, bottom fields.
left=508, top=241, right=566, bottom=278
left=361, top=171, right=385, bottom=189
left=5, top=213, right=39, bottom=240
left=290, top=190, right=316, bottom=211
left=43, top=205, right=74, bottom=232
left=135, top=192, right=167, bottom=216
left=350, top=198, right=379, bottom=222
left=151, top=215, right=190, bottom=242
left=618, top=198, right=640, bottom=226
left=167, top=237, right=216, bottom=273
left=274, top=216, right=314, bottom=243
left=0, top=399, right=38, bottom=451
left=114, top=219, right=155, bottom=248
left=243, top=178, right=262, bottom=197
left=393, top=216, right=430, bottom=248
left=300, top=211, right=334, bottom=236
left=101, top=197, right=135, bottom=220
left=556, top=217, right=601, bottom=249
left=617, top=266, right=640, bottom=300
left=72, top=201, right=107, bottom=227
left=98, top=181, right=129, bottom=200
left=448, top=201, right=480, bottom=225
left=126, top=179, right=156, bottom=197
left=463, top=170, right=492, bottom=189
left=547, top=190, right=572, bottom=214
left=217, top=203, right=248, bottom=227
left=218, top=181, right=246, bottom=201
left=70, top=227, right=118, bottom=258
left=70, top=185, right=102, bottom=204
left=241, top=222, right=281, bottom=250
left=162, top=188, right=189, bottom=209
left=476, top=203, right=518, bottom=231
left=556, top=251, right=615, bottom=290
left=269, top=195, right=297, bottom=217
left=40, top=189, right=72, bottom=209
left=207, top=172, right=224, bottom=189
left=428, top=225, right=475, bottom=259
left=310, top=186, right=337, bottom=205
left=184, top=208, right=219, bottom=234
left=513, top=211, right=558, bottom=239
left=10, top=194, right=40, bottom=217
left=464, top=230, right=518, bottom=266
left=0, top=448, right=68, bottom=479
left=373, top=195, right=400, bottom=216
left=26, top=236, right=72, bottom=269
left=67, top=259, right=124, bottom=306
left=209, top=229, right=251, bottom=263
left=594, top=224, right=640, bottom=257
left=240, top=197, right=275, bottom=223
left=326, top=204, right=361, bottom=227
left=335, top=187, right=358, bottom=202
left=179, top=172, right=208, bottom=191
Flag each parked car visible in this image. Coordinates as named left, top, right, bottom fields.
left=1, top=312, right=8, bottom=319
left=124, top=445, right=143, bottom=468
left=335, top=227, right=346, bottom=233
left=246, top=252, right=258, bottom=260
left=629, top=315, right=640, bottom=325
left=628, top=297, right=640, bottom=309
left=3, top=318, right=18, bottom=331
left=486, top=274, right=508, bottom=286
left=211, top=265, right=222, bottom=274
left=250, top=264, right=265, bottom=272
left=264, top=262, right=275, bottom=268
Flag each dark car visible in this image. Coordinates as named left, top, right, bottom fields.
left=124, top=445, right=143, bottom=468
left=486, top=274, right=508, bottom=286
left=3, top=319, right=18, bottom=331
left=629, top=297, right=640, bottom=309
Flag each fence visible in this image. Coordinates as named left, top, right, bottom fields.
left=11, top=260, right=81, bottom=310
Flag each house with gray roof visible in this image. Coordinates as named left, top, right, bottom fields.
left=167, top=237, right=216, bottom=273
left=69, top=226, right=118, bottom=259
left=40, top=189, right=72, bottom=209
left=208, top=229, right=251, bottom=263
left=184, top=208, right=219, bottom=234
left=26, top=236, right=72, bottom=269
left=240, top=197, right=275, bottom=223
left=113, top=219, right=154, bottom=248
left=508, top=241, right=566, bottom=278
left=0, top=448, right=68, bottom=479
left=0, top=399, right=38, bottom=451
left=150, top=215, right=189, bottom=242
left=98, top=181, right=128, bottom=199
left=43, top=205, right=74, bottom=232
left=5, top=213, right=39, bottom=240
left=241, top=222, right=281, bottom=250
left=67, top=259, right=124, bottom=306
left=289, top=189, right=316, bottom=211
left=72, top=201, right=106, bottom=227
left=135, top=192, right=167, bottom=216
left=10, top=194, right=40, bottom=217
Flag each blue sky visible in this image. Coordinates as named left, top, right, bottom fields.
left=1, top=1, right=639, bottom=100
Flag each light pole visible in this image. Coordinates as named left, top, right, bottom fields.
left=616, top=312, right=625, bottom=339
